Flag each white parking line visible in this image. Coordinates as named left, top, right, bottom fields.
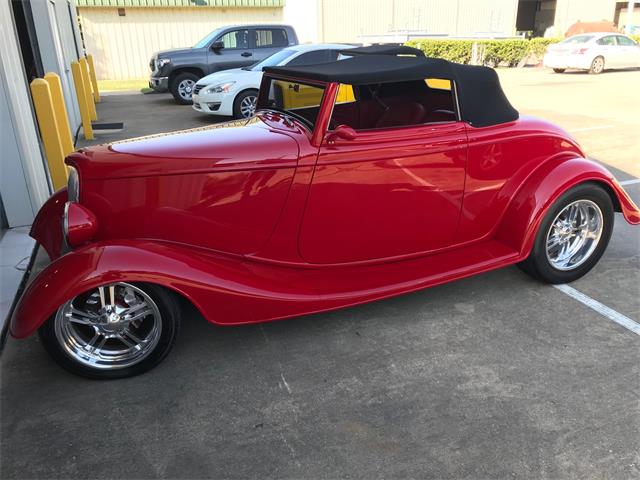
left=570, top=125, right=615, bottom=133
left=554, top=284, right=640, bottom=336
left=619, top=179, right=640, bottom=186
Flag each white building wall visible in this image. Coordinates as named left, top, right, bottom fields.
left=31, top=0, right=84, bottom=132
left=318, top=0, right=519, bottom=43
left=78, top=6, right=285, bottom=79
left=0, top=1, right=52, bottom=227
left=553, top=0, right=617, bottom=35
left=283, top=0, right=319, bottom=43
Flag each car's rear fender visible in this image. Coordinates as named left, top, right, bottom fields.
left=495, top=156, right=640, bottom=257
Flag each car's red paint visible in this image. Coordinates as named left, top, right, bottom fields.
left=29, top=188, right=67, bottom=260
left=10, top=238, right=521, bottom=338
left=10, top=75, right=640, bottom=340
left=301, top=121, right=467, bottom=263
left=65, top=202, right=98, bottom=247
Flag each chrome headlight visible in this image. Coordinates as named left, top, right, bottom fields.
left=156, top=58, right=171, bottom=69
left=67, top=166, right=79, bottom=202
left=206, top=81, right=236, bottom=94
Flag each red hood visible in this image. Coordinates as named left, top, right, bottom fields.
left=67, top=115, right=302, bottom=179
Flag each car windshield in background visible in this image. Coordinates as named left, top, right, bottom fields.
left=193, top=27, right=225, bottom=48
left=260, top=77, right=326, bottom=129
left=561, top=35, right=595, bottom=44
left=246, top=49, right=297, bottom=71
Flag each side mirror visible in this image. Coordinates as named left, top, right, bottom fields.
left=327, top=125, right=357, bottom=142
left=210, top=41, right=224, bottom=51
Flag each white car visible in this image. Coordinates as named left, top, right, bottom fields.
left=543, top=32, right=640, bottom=74
left=192, top=43, right=354, bottom=118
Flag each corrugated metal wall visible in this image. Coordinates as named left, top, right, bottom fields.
left=319, top=0, right=519, bottom=42
left=79, top=6, right=284, bottom=79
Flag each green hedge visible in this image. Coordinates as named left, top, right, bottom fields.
left=406, top=38, right=562, bottom=66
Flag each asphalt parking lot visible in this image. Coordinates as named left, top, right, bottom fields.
left=1, top=68, right=638, bottom=479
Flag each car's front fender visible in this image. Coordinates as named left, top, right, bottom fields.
left=9, top=240, right=249, bottom=339
left=496, top=156, right=640, bottom=256
left=30, top=188, right=67, bottom=261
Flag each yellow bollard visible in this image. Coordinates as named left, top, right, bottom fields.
left=44, top=72, right=74, bottom=156
left=86, top=54, right=100, bottom=103
left=71, top=61, right=94, bottom=140
left=79, top=57, right=97, bottom=121
left=30, top=79, right=68, bottom=190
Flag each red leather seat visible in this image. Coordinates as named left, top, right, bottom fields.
left=374, top=102, right=425, bottom=128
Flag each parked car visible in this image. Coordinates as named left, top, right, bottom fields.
left=149, top=24, right=298, bottom=104
left=543, top=32, right=640, bottom=74
left=11, top=45, right=640, bottom=379
left=192, top=43, right=354, bottom=119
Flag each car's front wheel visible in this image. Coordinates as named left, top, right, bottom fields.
left=552, top=68, right=566, bottom=73
left=233, top=89, right=258, bottom=119
left=518, top=183, right=614, bottom=284
left=39, top=282, right=180, bottom=379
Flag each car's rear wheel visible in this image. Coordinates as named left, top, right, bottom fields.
left=518, top=183, right=613, bottom=284
left=170, top=72, right=199, bottom=105
left=233, top=89, right=258, bottom=119
left=552, top=68, right=566, bottom=73
left=589, top=56, right=605, bottom=74
left=39, top=282, right=180, bottom=379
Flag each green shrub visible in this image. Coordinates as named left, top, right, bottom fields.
left=480, top=39, right=529, bottom=66
left=528, top=37, right=563, bottom=57
left=406, top=37, right=563, bottom=66
left=405, top=39, right=475, bottom=64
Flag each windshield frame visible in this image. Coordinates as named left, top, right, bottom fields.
left=256, top=74, right=330, bottom=136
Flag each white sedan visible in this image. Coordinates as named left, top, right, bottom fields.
left=192, top=43, right=354, bottom=118
left=544, top=32, right=640, bottom=74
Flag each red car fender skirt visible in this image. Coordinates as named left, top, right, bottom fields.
left=496, top=156, right=640, bottom=256
left=11, top=237, right=525, bottom=339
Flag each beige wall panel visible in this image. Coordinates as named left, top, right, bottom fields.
left=319, top=0, right=519, bottom=43
left=553, top=0, right=617, bottom=35
left=79, top=7, right=284, bottom=79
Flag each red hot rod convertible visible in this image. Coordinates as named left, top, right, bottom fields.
left=10, top=46, right=640, bottom=378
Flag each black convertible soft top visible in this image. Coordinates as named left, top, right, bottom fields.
left=263, top=45, right=519, bottom=127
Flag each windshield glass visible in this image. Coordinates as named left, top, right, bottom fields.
left=561, top=35, right=594, bottom=44
left=193, top=27, right=225, bottom=48
left=246, top=49, right=298, bottom=71
left=257, top=77, right=326, bottom=130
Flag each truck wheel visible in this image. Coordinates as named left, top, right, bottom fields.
left=39, top=282, right=180, bottom=379
left=233, top=89, right=258, bottom=119
left=552, top=68, right=566, bottom=73
left=170, top=72, right=199, bottom=105
left=589, top=56, right=605, bottom=74
left=518, top=183, right=613, bottom=284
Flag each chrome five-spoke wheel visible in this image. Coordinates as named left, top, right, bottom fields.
left=55, top=283, right=162, bottom=370
left=518, top=183, right=613, bottom=284
left=40, top=282, right=180, bottom=379
left=545, top=200, right=603, bottom=271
